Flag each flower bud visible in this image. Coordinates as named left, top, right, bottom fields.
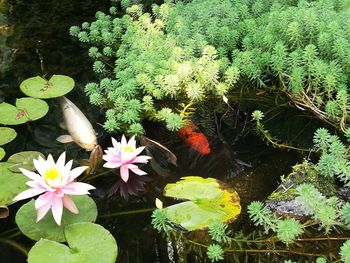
left=89, top=145, right=103, bottom=173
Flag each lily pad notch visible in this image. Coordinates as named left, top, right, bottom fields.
left=20, top=75, right=75, bottom=99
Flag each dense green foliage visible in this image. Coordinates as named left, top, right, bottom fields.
left=71, top=0, right=350, bottom=134
left=70, top=2, right=238, bottom=134
left=314, top=128, right=350, bottom=184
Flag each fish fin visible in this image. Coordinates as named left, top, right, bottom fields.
left=59, top=122, right=67, bottom=130
left=56, top=135, right=74, bottom=144
left=141, top=136, right=177, bottom=166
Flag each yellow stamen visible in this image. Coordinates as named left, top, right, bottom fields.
left=44, top=168, right=60, bottom=181
left=123, top=146, right=134, bottom=153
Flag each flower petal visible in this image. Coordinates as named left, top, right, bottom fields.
left=51, top=195, right=63, bottom=225
left=121, top=135, right=127, bottom=147
left=64, top=160, right=73, bottom=173
left=36, top=201, right=52, bottom=222
left=62, top=195, right=79, bottom=214
left=26, top=181, right=46, bottom=189
left=68, top=166, right=88, bottom=183
left=19, top=168, right=47, bottom=187
left=33, top=156, right=47, bottom=177
left=130, top=167, right=147, bottom=176
left=62, top=182, right=95, bottom=195
left=129, top=136, right=136, bottom=149
left=133, top=146, right=145, bottom=156
left=13, top=188, right=47, bottom=201
left=56, top=152, right=66, bottom=169
left=47, top=154, right=55, bottom=167
left=133, top=155, right=152, bottom=164
left=103, top=161, right=122, bottom=169
left=120, top=165, right=129, bottom=182
left=35, top=192, right=54, bottom=209
left=111, top=137, right=120, bottom=149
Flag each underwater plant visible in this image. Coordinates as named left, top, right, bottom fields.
left=13, top=152, right=95, bottom=225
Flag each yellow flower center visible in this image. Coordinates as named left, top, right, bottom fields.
left=123, top=146, right=134, bottom=153
left=44, top=168, right=61, bottom=182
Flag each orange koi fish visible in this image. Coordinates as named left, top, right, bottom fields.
left=178, top=121, right=211, bottom=155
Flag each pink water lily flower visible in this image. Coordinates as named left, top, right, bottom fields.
left=103, top=135, right=151, bottom=182
left=13, top=152, right=95, bottom=225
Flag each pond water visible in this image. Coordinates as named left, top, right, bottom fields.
left=0, top=1, right=331, bottom=262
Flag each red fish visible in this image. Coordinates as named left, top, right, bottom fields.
left=178, top=121, right=211, bottom=155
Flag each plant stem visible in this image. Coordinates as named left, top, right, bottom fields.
left=0, top=239, right=28, bottom=256
left=99, top=207, right=155, bottom=218
left=82, top=170, right=112, bottom=182
left=187, top=239, right=326, bottom=257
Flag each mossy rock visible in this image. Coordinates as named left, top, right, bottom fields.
left=265, top=161, right=336, bottom=218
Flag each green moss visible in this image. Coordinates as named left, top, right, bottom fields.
left=268, top=161, right=336, bottom=202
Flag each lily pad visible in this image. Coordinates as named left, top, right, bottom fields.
left=0, top=148, right=5, bottom=161
left=28, top=222, right=118, bottom=263
left=20, top=75, right=74, bottom=99
left=0, top=98, right=49, bottom=125
left=7, top=151, right=44, bottom=172
left=163, top=176, right=241, bottom=230
left=16, top=195, right=97, bottom=242
left=0, top=163, right=28, bottom=206
left=0, top=127, right=17, bottom=146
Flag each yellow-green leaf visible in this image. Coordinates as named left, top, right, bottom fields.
left=163, top=176, right=241, bottom=230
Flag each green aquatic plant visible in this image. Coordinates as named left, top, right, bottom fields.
left=70, top=2, right=240, bottom=135
left=248, top=200, right=278, bottom=233
left=72, top=0, right=350, bottom=134
left=0, top=98, right=49, bottom=125
left=20, top=75, right=74, bottom=99
left=340, top=240, right=350, bottom=263
left=206, top=244, right=224, bottom=262
left=208, top=221, right=230, bottom=244
left=251, top=110, right=310, bottom=151
left=248, top=201, right=304, bottom=244
left=0, top=127, right=17, bottom=161
left=27, top=223, right=118, bottom=263
left=313, top=128, right=350, bottom=184
left=151, top=208, right=173, bottom=234
left=159, top=176, right=241, bottom=231
left=276, top=218, right=303, bottom=245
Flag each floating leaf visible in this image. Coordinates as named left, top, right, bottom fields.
left=0, top=98, right=49, bottom=125
left=0, top=148, right=5, bottom=161
left=0, top=163, right=28, bottom=206
left=28, top=222, right=118, bottom=263
left=163, top=176, right=241, bottom=230
left=20, top=75, right=75, bottom=99
left=0, top=127, right=17, bottom=146
left=16, top=195, right=97, bottom=242
left=7, top=151, right=44, bottom=172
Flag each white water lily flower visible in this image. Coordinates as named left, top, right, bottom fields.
left=103, top=135, right=151, bottom=182
left=13, top=152, right=95, bottom=225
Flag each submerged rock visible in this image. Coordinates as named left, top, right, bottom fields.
left=265, top=161, right=336, bottom=219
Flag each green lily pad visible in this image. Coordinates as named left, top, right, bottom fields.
left=16, top=195, right=97, bottom=242
left=28, top=222, right=118, bottom=263
left=0, top=127, right=17, bottom=146
left=20, top=75, right=75, bottom=99
left=0, top=98, right=49, bottom=125
left=163, top=176, right=241, bottom=230
left=0, top=163, right=28, bottom=206
left=0, top=148, right=5, bottom=161
left=7, top=151, right=44, bottom=173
